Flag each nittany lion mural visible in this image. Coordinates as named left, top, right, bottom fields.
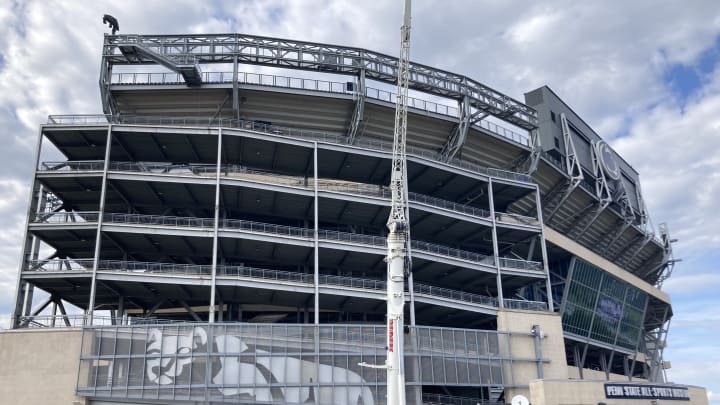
left=145, top=327, right=375, bottom=404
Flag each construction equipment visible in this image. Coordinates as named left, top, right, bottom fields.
left=386, top=0, right=412, bottom=403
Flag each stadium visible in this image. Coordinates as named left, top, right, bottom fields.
left=1, top=31, right=708, bottom=404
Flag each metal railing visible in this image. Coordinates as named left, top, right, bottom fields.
left=414, top=283, right=497, bottom=307
left=99, top=260, right=212, bottom=275
left=498, top=257, right=543, bottom=272
left=218, top=265, right=313, bottom=283
left=21, top=256, right=513, bottom=312
left=318, top=180, right=491, bottom=219
left=17, top=314, right=88, bottom=328
left=40, top=161, right=105, bottom=171
left=45, top=114, right=533, bottom=184
left=31, top=211, right=99, bottom=223
left=108, top=70, right=530, bottom=146
left=29, top=211, right=542, bottom=272
left=25, top=258, right=94, bottom=272
left=112, top=161, right=311, bottom=187
left=495, top=211, right=540, bottom=227
left=365, top=86, right=459, bottom=117
left=317, top=229, right=386, bottom=247
left=412, top=239, right=495, bottom=266
left=222, top=218, right=314, bottom=238
left=104, top=212, right=215, bottom=228
left=503, top=299, right=548, bottom=311
left=318, top=274, right=386, bottom=291
left=422, top=393, right=501, bottom=405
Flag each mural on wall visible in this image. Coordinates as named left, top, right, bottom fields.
left=145, top=327, right=375, bottom=405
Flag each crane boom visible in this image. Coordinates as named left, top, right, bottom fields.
left=386, top=0, right=412, bottom=403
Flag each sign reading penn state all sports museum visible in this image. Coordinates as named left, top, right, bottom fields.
left=604, top=383, right=690, bottom=400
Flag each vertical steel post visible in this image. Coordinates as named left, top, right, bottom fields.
left=314, top=142, right=320, bottom=325
left=488, top=179, right=504, bottom=308
left=210, top=128, right=222, bottom=323
left=535, top=185, right=555, bottom=312
left=11, top=126, right=44, bottom=328
left=88, top=124, right=113, bottom=325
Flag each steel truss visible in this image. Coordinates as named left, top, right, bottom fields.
left=646, top=223, right=677, bottom=287
left=541, top=113, right=583, bottom=223
left=101, top=34, right=538, bottom=130
left=439, top=96, right=489, bottom=162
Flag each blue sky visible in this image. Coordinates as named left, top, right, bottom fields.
left=0, top=0, right=719, bottom=402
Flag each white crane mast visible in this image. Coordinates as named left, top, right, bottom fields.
left=386, top=0, right=412, bottom=403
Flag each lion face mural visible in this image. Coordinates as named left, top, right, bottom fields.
left=144, top=327, right=375, bottom=405
left=145, top=327, right=208, bottom=385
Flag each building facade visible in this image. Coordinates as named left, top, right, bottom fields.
left=6, top=33, right=706, bottom=404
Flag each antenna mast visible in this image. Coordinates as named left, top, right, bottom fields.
left=386, top=0, right=412, bottom=403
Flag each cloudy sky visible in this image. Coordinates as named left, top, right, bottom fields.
left=1, top=0, right=719, bottom=401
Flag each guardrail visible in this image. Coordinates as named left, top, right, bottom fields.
left=318, top=180, right=492, bottom=219
left=222, top=218, right=314, bottom=239
left=503, top=299, right=548, bottom=311
left=495, top=211, right=540, bottom=227
left=218, top=265, right=313, bottom=283
left=25, top=258, right=94, bottom=272
left=20, top=257, right=515, bottom=313
left=45, top=114, right=533, bottom=184
left=30, top=212, right=542, bottom=272
left=499, top=257, right=543, bottom=272
left=31, top=211, right=99, bottom=223
left=414, top=283, right=497, bottom=307
left=104, top=212, right=215, bottom=228
left=108, top=70, right=531, bottom=146
left=40, top=161, right=105, bottom=171
left=422, top=393, right=502, bottom=405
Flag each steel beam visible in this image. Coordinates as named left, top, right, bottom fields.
left=346, top=70, right=366, bottom=145
left=439, top=96, right=473, bottom=162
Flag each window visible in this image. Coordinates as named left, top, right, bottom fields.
left=551, top=111, right=556, bottom=122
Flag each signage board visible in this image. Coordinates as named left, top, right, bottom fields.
left=604, top=383, right=690, bottom=401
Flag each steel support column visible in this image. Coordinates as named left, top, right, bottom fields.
left=210, top=128, right=222, bottom=323
left=488, top=180, right=504, bottom=308
left=346, top=69, right=365, bottom=145
left=439, top=95, right=473, bottom=162
left=87, top=124, right=113, bottom=325
left=535, top=186, right=555, bottom=312
left=313, top=143, right=320, bottom=325
left=11, top=127, right=44, bottom=328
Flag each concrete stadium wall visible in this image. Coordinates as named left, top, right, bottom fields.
left=529, top=379, right=708, bottom=405
left=0, top=328, right=86, bottom=405
left=497, top=309, right=569, bottom=400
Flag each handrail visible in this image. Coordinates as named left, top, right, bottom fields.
left=499, top=256, right=543, bottom=271
left=31, top=211, right=99, bottom=223
left=41, top=159, right=493, bottom=221
left=22, top=258, right=505, bottom=311
left=222, top=218, right=314, bottom=239
left=44, top=114, right=533, bottom=183
left=495, top=211, right=540, bottom=227
left=40, top=161, right=105, bottom=171
left=104, top=212, right=215, bottom=228
left=109, top=70, right=530, bottom=146
left=30, top=212, right=542, bottom=271
left=111, top=72, right=530, bottom=146
left=413, top=283, right=497, bottom=307
left=502, top=298, right=548, bottom=311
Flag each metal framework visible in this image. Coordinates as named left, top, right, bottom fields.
left=100, top=34, right=538, bottom=130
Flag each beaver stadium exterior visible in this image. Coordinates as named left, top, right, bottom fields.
left=2, top=33, right=708, bottom=404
